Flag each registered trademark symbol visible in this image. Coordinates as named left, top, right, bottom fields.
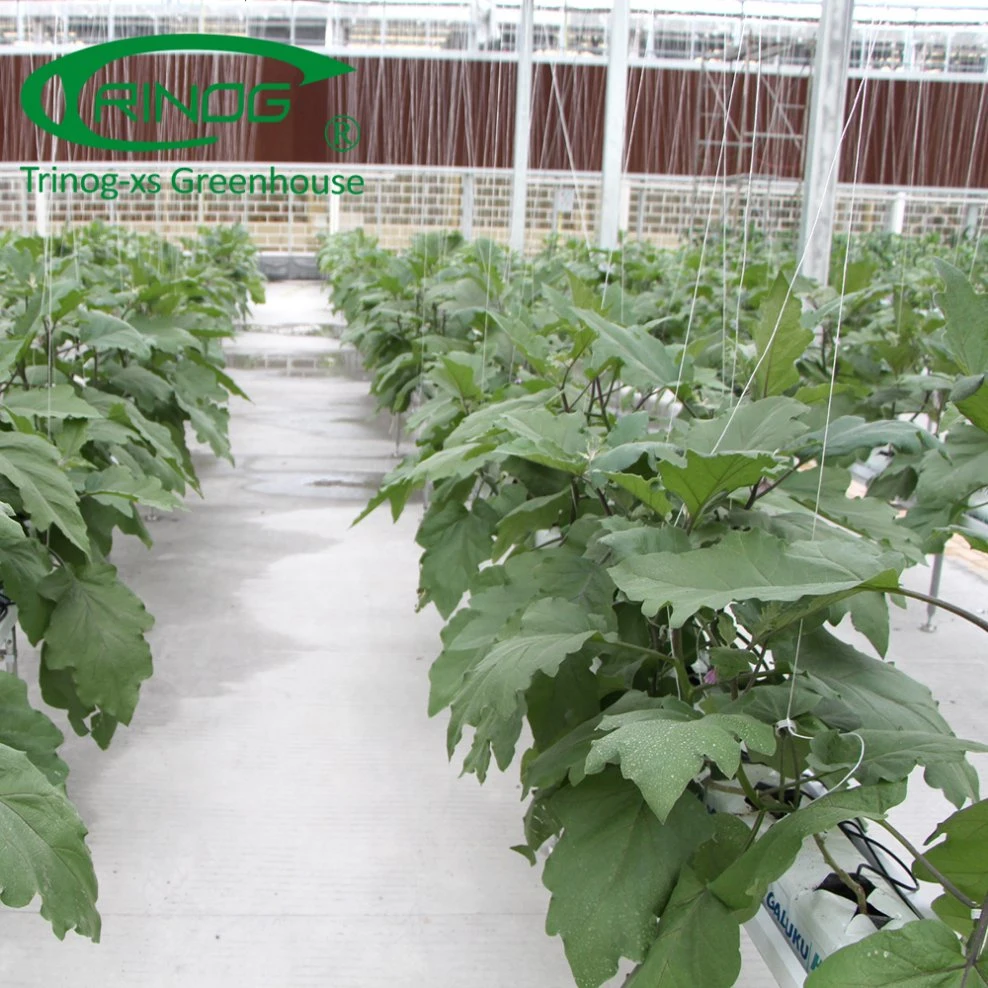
left=325, top=115, right=360, bottom=153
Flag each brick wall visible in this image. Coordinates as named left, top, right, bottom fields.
left=5, top=166, right=985, bottom=254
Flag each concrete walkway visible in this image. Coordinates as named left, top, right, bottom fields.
left=1, top=282, right=983, bottom=987
left=3, top=291, right=578, bottom=987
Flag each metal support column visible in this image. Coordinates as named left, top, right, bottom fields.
left=35, top=190, right=49, bottom=237
left=885, top=191, right=906, bottom=234
left=920, top=553, right=944, bottom=633
left=798, top=0, right=854, bottom=287
left=509, top=0, right=534, bottom=253
left=461, top=172, right=475, bottom=241
left=964, top=202, right=982, bottom=239
left=599, top=0, right=630, bottom=250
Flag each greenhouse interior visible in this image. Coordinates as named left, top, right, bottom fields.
left=0, top=0, right=987, bottom=986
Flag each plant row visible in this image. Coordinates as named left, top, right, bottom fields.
left=320, top=228, right=988, bottom=988
left=0, top=221, right=263, bottom=940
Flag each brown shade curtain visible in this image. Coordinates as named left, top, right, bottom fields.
left=0, top=53, right=984, bottom=188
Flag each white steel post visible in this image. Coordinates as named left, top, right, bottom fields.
left=599, top=0, right=630, bottom=250
left=325, top=8, right=335, bottom=48
left=509, top=0, right=534, bottom=253
left=461, top=172, right=475, bottom=240
left=885, top=191, right=906, bottom=234
left=798, top=0, right=855, bottom=287
left=964, top=202, right=981, bottom=239
left=35, top=190, right=49, bottom=237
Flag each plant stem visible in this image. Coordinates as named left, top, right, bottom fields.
left=962, top=894, right=988, bottom=988
left=568, top=479, right=580, bottom=523
left=814, top=832, right=871, bottom=917
left=876, top=820, right=978, bottom=909
left=745, top=460, right=805, bottom=508
left=602, top=372, right=619, bottom=412
left=634, top=388, right=656, bottom=411
left=735, top=763, right=766, bottom=811
left=669, top=626, right=693, bottom=700
left=607, top=639, right=677, bottom=667
left=743, top=808, right=768, bottom=851
left=890, top=586, right=988, bottom=636
left=594, top=377, right=611, bottom=430
left=559, top=340, right=592, bottom=408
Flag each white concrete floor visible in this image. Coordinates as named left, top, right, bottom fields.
left=1, top=283, right=983, bottom=987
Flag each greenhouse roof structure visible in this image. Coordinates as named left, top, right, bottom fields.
left=2, top=0, right=988, bottom=77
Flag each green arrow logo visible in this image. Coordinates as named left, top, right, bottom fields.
left=21, top=34, right=354, bottom=152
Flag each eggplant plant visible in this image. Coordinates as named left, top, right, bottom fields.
left=321, top=228, right=988, bottom=988
left=0, top=222, right=263, bottom=940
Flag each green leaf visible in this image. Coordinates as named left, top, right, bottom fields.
left=659, top=450, right=779, bottom=519
left=77, top=310, right=152, bottom=359
left=590, top=519, right=691, bottom=565
left=690, top=814, right=752, bottom=884
left=580, top=309, right=681, bottom=392
left=780, top=628, right=979, bottom=806
left=931, top=893, right=975, bottom=939
left=108, top=365, right=175, bottom=409
left=38, top=664, right=94, bottom=741
left=777, top=466, right=925, bottom=564
left=950, top=374, right=988, bottom=432
left=585, top=709, right=776, bottom=821
left=496, top=409, right=589, bottom=474
left=591, top=441, right=681, bottom=477
left=915, top=799, right=988, bottom=903
left=444, top=392, right=554, bottom=446
left=0, top=516, right=53, bottom=643
left=492, top=490, right=570, bottom=558
left=709, top=782, right=907, bottom=919
left=402, top=441, right=497, bottom=488
left=810, top=730, right=988, bottom=788
left=83, top=389, right=190, bottom=480
left=0, top=672, right=67, bottom=786
left=416, top=499, right=497, bottom=617
left=847, top=591, right=891, bottom=657
left=609, top=529, right=898, bottom=627
left=935, top=260, right=988, bottom=374
left=448, top=597, right=606, bottom=779
left=0, top=431, right=89, bottom=553
left=526, top=659, right=599, bottom=753
left=685, top=397, right=811, bottom=455
left=127, top=314, right=200, bottom=355
left=544, top=772, right=713, bottom=988
left=913, top=425, right=988, bottom=511
left=627, top=867, right=741, bottom=988
left=525, top=716, right=601, bottom=791
left=55, top=419, right=90, bottom=461
left=82, top=465, right=184, bottom=513
left=603, top=472, right=672, bottom=516
left=806, top=919, right=979, bottom=987
left=2, top=385, right=102, bottom=421
left=37, top=561, right=154, bottom=725
left=797, top=416, right=936, bottom=458
left=751, top=273, right=812, bottom=397
left=432, top=352, right=483, bottom=402
left=0, top=744, right=100, bottom=940
left=709, top=648, right=753, bottom=680
left=428, top=584, right=531, bottom=714
left=175, top=398, right=231, bottom=463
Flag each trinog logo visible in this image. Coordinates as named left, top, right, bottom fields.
left=20, top=34, right=355, bottom=153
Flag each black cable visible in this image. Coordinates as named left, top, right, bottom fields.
left=838, top=818, right=921, bottom=895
